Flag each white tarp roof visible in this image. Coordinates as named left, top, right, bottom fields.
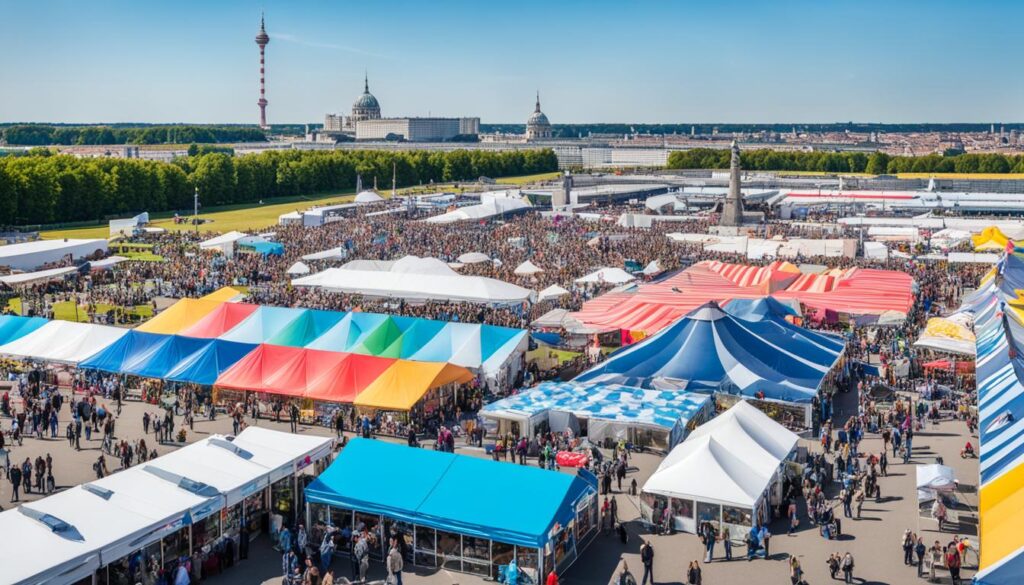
left=423, top=196, right=531, bottom=224
left=286, top=261, right=311, bottom=275
left=643, top=401, right=798, bottom=508
left=916, top=463, right=957, bottom=502
left=538, top=285, right=570, bottom=302
left=0, top=321, right=128, bottom=364
left=143, top=438, right=271, bottom=507
left=88, top=256, right=128, bottom=270
left=457, top=252, right=491, bottom=264
left=0, top=266, right=77, bottom=286
left=199, top=231, right=250, bottom=255
left=0, top=507, right=100, bottom=584
left=642, top=260, right=663, bottom=276
left=293, top=255, right=534, bottom=304
left=230, top=426, right=334, bottom=482
left=514, top=260, right=544, bottom=276
left=948, top=252, right=1000, bottom=264
left=575, top=267, right=636, bottom=285
left=0, top=239, right=108, bottom=271
left=302, top=247, right=347, bottom=261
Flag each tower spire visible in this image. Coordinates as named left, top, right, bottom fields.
left=535, top=90, right=541, bottom=112
left=255, top=12, right=270, bottom=129
left=364, top=71, right=369, bottom=93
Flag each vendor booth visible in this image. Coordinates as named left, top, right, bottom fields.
left=641, top=401, right=799, bottom=535
left=305, top=438, right=598, bottom=582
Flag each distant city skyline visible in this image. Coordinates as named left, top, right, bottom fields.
left=0, top=0, right=1021, bottom=125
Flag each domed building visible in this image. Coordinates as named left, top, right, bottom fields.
left=525, top=92, right=552, bottom=140
left=351, top=74, right=381, bottom=122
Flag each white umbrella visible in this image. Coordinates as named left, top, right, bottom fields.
left=514, top=260, right=544, bottom=276
left=538, top=284, right=570, bottom=302
left=457, top=252, right=491, bottom=264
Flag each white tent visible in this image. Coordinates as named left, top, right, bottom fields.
left=0, top=507, right=101, bottom=584
left=302, top=247, right=348, bottom=262
left=538, top=285, right=570, bottom=302
left=354, top=190, right=385, bottom=204
left=514, top=260, right=544, bottom=276
left=286, top=261, right=311, bottom=275
left=642, top=260, right=663, bottom=276
left=0, top=321, right=128, bottom=364
left=575, top=267, right=636, bottom=285
left=0, top=266, right=78, bottom=287
left=457, top=252, right=492, bottom=264
left=293, top=255, right=534, bottom=305
left=863, top=241, right=889, bottom=260
left=423, top=196, right=531, bottom=224
left=88, top=256, right=128, bottom=271
left=0, top=239, right=108, bottom=271
left=199, top=231, right=249, bottom=257
left=642, top=401, right=798, bottom=534
left=230, top=426, right=335, bottom=483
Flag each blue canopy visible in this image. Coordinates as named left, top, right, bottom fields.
left=305, top=438, right=596, bottom=548
left=219, top=306, right=307, bottom=344
left=724, top=297, right=800, bottom=322
left=265, top=309, right=345, bottom=347
left=246, top=240, right=284, bottom=256
left=80, top=331, right=255, bottom=385
left=0, top=315, right=48, bottom=346
left=575, top=302, right=843, bottom=404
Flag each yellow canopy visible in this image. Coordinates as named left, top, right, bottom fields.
left=354, top=361, right=473, bottom=411
left=973, top=226, right=1012, bottom=251
left=980, top=462, right=1024, bottom=570
left=136, top=298, right=223, bottom=334
left=923, top=317, right=975, bottom=342
left=200, top=286, right=245, bottom=303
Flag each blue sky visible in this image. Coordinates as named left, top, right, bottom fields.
left=0, top=0, right=1020, bottom=124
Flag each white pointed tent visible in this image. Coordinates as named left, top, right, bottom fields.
left=514, top=260, right=544, bottom=276
left=538, top=285, right=570, bottom=302
left=354, top=190, right=385, bottom=204
left=641, top=401, right=798, bottom=534
left=457, top=252, right=491, bottom=264
left=286, top=261, right=311, bottom=275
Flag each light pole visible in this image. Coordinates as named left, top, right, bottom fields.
left=194, top=186, right=200, bottom=234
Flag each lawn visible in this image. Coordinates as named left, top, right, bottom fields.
left=39, top=171, right=559, bottom=240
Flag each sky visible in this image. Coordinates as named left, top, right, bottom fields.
left=0, top=0, right=1020, bottom=124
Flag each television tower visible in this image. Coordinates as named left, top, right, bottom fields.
left=255, top=13, right=270, bottom=129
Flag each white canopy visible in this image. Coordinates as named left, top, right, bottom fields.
left=88, top=256, right=128, bottom=270
left=0, top=321, right=128, bottom=364
left=424, top=196, right=531, bottom=224
left=230, top=426, right=335, bottom=482
left=514, top=260, right=544, bottom=276
left=457, top=252, right=492, bottom=264
left=293, top=255, right=534, bottom=305
left=916, top=463, right=957, bottom=502
left=575, top=267, right=636, bottom=285
left=199, top=231, right=248, bottom=249
left=0, top=266, right=77, bottom=286
left=0, top=507, right=100, bottom=584
left=538, top=284, right=570, bottom=302
left=302, top=247, right=348, bottom=261
left=644, top=401, right=798, bottom=509
left=286, top=261, right=311, bottom=275
left=642, top=260, right=663, bottom=276
left=0, top=239, right=108, bottom=271
left=354, top=190, right=385, bottom=204
left=863, top=241, right=889, bottom=260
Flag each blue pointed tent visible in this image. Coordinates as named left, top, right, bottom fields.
left=218, top=306, right=307, bottom=344
left=724, top=297, right=800, bottom=321
left=163, top=339, right=256, bottom=385
left=575, top=301, right=842, bottom=404
left=80, top=331, right=173, bottom=375
left=0, top=315, right=48, bottom=346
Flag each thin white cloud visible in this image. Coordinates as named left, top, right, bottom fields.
left=272, top=32, right=392, bottom=59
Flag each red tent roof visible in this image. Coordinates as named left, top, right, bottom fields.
left=215, top=344, right=396, bottom=402
left=180, top=303, right=259, bottom=338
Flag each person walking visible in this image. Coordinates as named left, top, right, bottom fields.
left=386, top=536, right=404, bottom=585
left=760, top=525, right=771, bottom=558
left=946, top=545, right=961, bottom=585
left=640, top=540, right=655, bottom=585
left=789, top=556, right=803, bottom=585
left=914, top=537, right=926, bottom=578
left=902, top=529, right=915, bottom=565
left=841, top=552, right=855, bottom=584
left=721, top=526, right=732, bottom=561
left=8, top=463, right=21, bottom=502
left=686, top=560, right=702, bottom=585
left=826, top=552, right=840, bottom=579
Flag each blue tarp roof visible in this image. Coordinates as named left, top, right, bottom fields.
left=724, top=297, right=800, bottom=322
left=575, top=302, right=843, bottom=404
left=304, top=438, right=596, bottom=548
left=0, top=315, right=48, bottom=346
left=219, top=306, right=307, bottom=344
left=245, top=240, right=284, bottom=256
left=80, top=331, right=255, bottom=385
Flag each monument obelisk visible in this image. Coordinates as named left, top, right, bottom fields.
left=719, top=140, right=744, bottom=227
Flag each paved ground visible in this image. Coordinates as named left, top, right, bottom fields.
left=0, top=390, right=979, bottom=585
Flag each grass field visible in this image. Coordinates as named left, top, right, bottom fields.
left=39, top=171, right=561, bottom=240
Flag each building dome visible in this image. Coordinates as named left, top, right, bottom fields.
left=351, top=73, right=382, bottom=122
left=525, top=91, right=552, bottom=140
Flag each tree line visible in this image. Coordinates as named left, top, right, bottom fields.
left=1, top=125, right=267, bottom=146
left=666, top=148, right=1024, bottom=174
left=480, top=122, right=1024, bottom=137
left=0, top=148, right=558, bottom=226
